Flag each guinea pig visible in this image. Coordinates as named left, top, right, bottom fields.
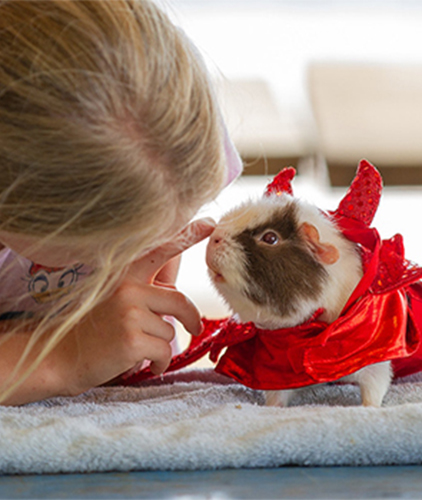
left=205, top=192, right=392, bottom=407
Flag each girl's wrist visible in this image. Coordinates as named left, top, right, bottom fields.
left=50, top=330, right=90, bottom=398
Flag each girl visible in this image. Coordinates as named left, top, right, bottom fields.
left=0, top=0, right=242, bottom=405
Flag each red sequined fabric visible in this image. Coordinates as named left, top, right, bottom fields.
left=374, top=235, right=422, bottom=294
left=264, top=166, right=296, bottom=197
left=335, top=159, right=382, bottom=226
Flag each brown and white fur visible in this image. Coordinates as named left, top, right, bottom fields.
left=206, top=193, right=392, bottom=407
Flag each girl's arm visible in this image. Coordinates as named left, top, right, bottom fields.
left=0, top=323, right=69, bottom=405
left=0, top=219, right=215, bottom=405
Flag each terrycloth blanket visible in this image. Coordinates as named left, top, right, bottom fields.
left=1, top=368, right=422, bottom=474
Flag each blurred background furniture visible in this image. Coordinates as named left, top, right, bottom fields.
left=171, top=2, right=422, bottom=186
left=308, top=63, right=422, bottom=186
left=216, top=63, right=422, bottom=186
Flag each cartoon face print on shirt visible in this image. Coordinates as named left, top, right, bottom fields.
left=26, top=263, right=85, bottom=304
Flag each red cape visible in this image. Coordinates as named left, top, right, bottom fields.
left=212, top=223, right=422, bottom=389
left=121, top=161, right=422, bottom=388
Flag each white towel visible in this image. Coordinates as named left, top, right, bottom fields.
left=1, top=369, right=422, bottom=474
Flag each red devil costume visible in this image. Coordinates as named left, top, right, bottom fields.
left=122, top=160, right=422, bottom=389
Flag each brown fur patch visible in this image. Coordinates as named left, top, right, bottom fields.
left=234, top=202, right=327, bottom=316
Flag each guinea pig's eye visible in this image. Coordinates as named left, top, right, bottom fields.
left=259, top=230, right=279, bottom=245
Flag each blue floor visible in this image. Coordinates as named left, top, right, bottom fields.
left=1, top=466, right=422, bottom=499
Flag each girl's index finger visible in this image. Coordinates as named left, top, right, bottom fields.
left=129, top=218, right=216, bottom=283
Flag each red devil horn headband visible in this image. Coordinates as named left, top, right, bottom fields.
left=264, top=160, right=383, bottom=227
left=333, top=159, right=383, bottom=226
left=264, top=166, right=296, bottom=197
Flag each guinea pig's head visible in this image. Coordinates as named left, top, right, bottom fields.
left=206, top=194, right=341, bottom=328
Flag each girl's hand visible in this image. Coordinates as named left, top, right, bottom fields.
left=61, top=218, right=215, bottom=396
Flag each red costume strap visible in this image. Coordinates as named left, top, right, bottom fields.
left=119, top=318, right=227, bottom=385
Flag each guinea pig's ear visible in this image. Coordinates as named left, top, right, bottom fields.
left=299, top=222, right=340, bottom=265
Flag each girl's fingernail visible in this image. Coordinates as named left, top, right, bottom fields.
left=196, top=320, right=204, bottom=336
left=198, top=217, right=216, bottom=228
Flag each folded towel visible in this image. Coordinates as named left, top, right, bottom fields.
left=1, top=369, right=422, bottom=474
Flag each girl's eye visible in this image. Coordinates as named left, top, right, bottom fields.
left=260, top=231, right=279, bottom=245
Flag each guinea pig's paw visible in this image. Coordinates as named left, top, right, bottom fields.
left=264, top=389, right=293, bottom=408
left=347, top=362, right=392, bottom=407
left=360, top=383, right=389, bottom=407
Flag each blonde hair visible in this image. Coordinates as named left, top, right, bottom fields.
left=0, top=0, right=227, bottom=401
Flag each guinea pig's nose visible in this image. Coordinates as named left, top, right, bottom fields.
left=209, top=230, right=223, bottom=246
